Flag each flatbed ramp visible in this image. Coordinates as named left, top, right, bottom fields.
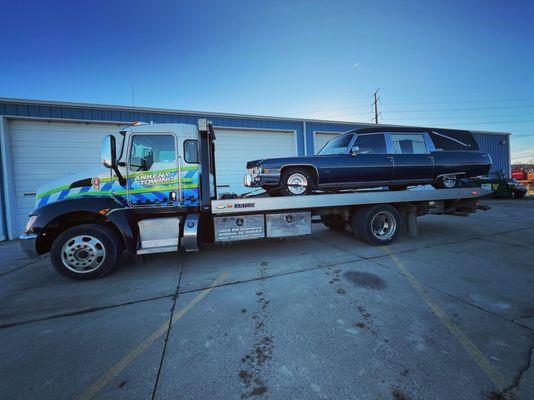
left=211, top=188, right=489, bottom=214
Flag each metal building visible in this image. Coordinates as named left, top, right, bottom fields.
left=0, top=98, right=511, bottom=240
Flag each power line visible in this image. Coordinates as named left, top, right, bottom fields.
left=387, top=113, right=534, bottom=122
left=412, top=119, right=534, bottom=126
left=382, top=104, right=534, bottom=113
left=283, top=103, right=534, bottom=119
left=381, top=98, right=534, bottom=106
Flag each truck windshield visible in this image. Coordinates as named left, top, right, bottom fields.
left=318, top=134, right=353, bottom=155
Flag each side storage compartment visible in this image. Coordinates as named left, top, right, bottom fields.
left=266, top=211, right=311, bottom=238
left=214, top=214, right=265, bottom=242
left=138, top=217, right=181, bottom=254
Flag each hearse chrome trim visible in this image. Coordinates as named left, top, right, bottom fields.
left=279, top=163, right=320, bottom=179
left=436, top=172, right=466, bottom=179
left=431, top=131, right=471, bottom=148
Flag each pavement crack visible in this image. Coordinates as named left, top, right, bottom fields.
left=151, top=261, right=184, bottom=400
left=312, top=231, right=534, bottom=333
left=313, top=224, right=534, bottom=261
left=497, top=342, right=534, bottom=399
left=513, top=315, right=534, bottom=323
left=0, top=293, right=175, bottom=330
left=0, top=257, right=47, bottom=278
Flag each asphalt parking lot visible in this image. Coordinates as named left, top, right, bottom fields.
left=0, top=199, right=533, bottom=400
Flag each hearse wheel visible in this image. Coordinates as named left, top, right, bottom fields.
left=279, top=167, right=313, bottom=196
left=432, top=175, right=459, bottom=189
left=321, top=214, right=346, bottom=231
left=50, top=224, right=122, bottom=279
left=351, top=205, right=401, bottom=245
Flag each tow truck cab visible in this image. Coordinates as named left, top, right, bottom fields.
left=20, top=119, right=487, bottom=280
left=20, top=120, right=218, bottom=278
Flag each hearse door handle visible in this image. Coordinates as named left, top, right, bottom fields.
left=427, top=156, right=434, bottom=161
left=385, top=156, right=394, bottom=161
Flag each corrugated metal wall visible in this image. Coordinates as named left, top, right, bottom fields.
left=0, top=98, right=510, bottom=175
left=472, top=132, right=510, bottom=177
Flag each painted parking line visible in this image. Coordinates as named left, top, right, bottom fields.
left=76, top=272, right=230, bottom=400
left=382, top=246, right=508, bottom=391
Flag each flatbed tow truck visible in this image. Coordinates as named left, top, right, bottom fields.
left=19, top=119, right=489, bottom=279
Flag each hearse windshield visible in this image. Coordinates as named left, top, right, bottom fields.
left=318, top=134, right=353, bottom=155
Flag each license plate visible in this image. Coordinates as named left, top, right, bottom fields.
left=481, top=183, right=492, bottom=191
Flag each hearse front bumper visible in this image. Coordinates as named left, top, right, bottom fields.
left=244, top=167, right=281, bottom=187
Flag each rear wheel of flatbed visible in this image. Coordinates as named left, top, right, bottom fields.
left=351, top=204, right=401, bottom=246
left=50, top=224, right=122, bottom=279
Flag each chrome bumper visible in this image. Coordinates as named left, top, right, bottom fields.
left=244, top=173, right=253, bottom=187
left=244, top=172, right=280, bottom=187
left=19, top=233, right=39, bottom=257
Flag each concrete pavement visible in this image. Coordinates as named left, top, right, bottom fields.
left=0, top=199, right=533, bottom=399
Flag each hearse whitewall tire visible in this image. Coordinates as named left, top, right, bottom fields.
left=432, top=175, right=459, bottom=189
left=279, top=167, right=314, bottom=196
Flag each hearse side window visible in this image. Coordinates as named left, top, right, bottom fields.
left=390, top=133, right=428, bottom=154
left=352, top=134, right=387, bottom=154
left=318, top=134, right=353, bottom=155
left=130, top=134, right=176, bottom=172
left=184, top=139, right=199, bottom=163
left=429, top=130, right=479, bottom=151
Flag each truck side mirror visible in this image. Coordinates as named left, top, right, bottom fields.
left=101, top=135, right=126, bottom=186
left=101, top=135, right=117, bottom=169
left=350, top=145, right=360, bottom=156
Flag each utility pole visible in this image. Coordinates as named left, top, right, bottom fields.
left=373, top=89, right=381, bottom=124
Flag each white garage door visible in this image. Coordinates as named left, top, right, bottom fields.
left=314, top=132, right=340, bottom=154
left=8, top=121, right=296, bottom=235
left=214, top=128, right=296, bottom=194
left=9, top=120, right=123, bottom=235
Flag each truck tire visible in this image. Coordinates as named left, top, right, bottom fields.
left=351, top=204, right=401, bottom=246
left=50, top=224, right=122, bottom=280
left=321, top=214, right=346, bottom=231
left=279, top=167, right=314, bottom=196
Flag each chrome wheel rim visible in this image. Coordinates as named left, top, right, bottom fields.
left=371, top=211, right=396, bottom=240
left=442, top=176, right=457, bottom=188
left=61, top=235, right=106, bottom=273
left=287, top=173, right=308, bottom=195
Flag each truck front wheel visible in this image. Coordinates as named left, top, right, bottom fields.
left=50, top=224, right=122, bottom=279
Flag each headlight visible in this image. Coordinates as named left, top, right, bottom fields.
left=25, top=215, right=38, bottom=233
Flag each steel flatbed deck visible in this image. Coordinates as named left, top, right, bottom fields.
left=211, top=187, right=489, bottom=214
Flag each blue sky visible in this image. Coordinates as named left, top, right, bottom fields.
left=1, top=0, right=533, bottom=162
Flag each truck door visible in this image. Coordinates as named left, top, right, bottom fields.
left=126, top=133, right=180, bottom=206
